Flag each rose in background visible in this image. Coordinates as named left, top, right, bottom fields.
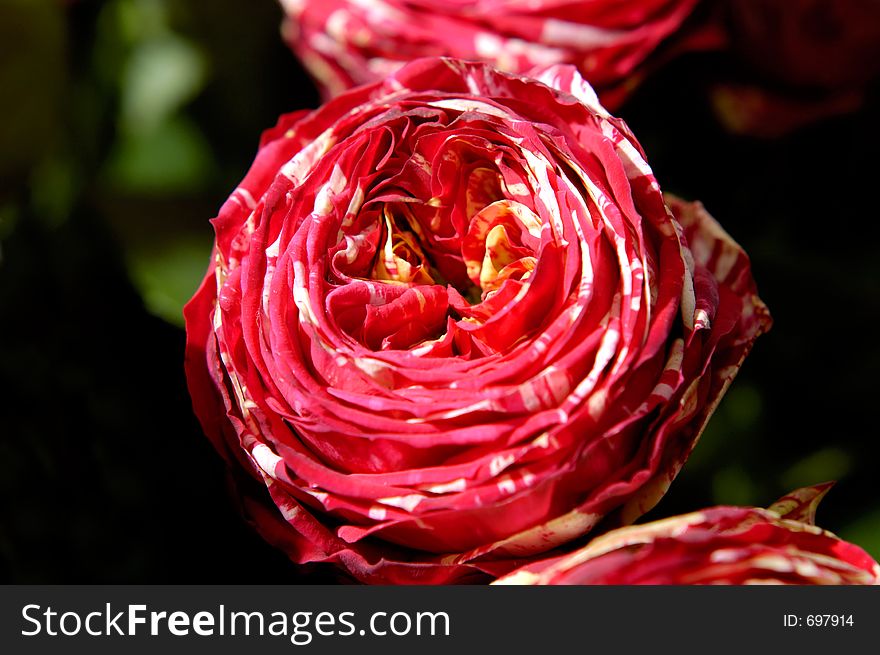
left=184, top=56, right=770, bottom=583
left=495, top=484, right=880, bottom=584
left=711, top=0, right=880, bottom=137
left=279, top=0, right=717, bottom=108
left=278, top=0, right=880, bottom=138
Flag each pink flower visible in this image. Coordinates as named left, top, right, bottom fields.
left=495, top=485, right=880, bottom=584
left=280, top=0, right=710, bottom=107
left=185, top=58, right=770, bottom=583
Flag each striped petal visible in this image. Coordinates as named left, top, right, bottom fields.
left=495, top=485, right=880, bottom=585
left=185, top=58, right=770, bottom=583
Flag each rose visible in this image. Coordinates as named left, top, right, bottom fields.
left=494, top=484, right=880, bottom=584
left=184, top=57, right=771, bottom=584
left=711, top=0, right=880, bottom=136
left=279, top=0, right=710, bottom=107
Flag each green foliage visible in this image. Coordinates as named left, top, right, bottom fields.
left=127, top=235, right=211, bottom=326
left=780, top=448, right=853, bottom=492
left=119, top=35, right=208, bottom=136
left=94, top=0, right=215, bottom=322
left=712, top=466, right=759, bottom=508
left=839, top=511, right=880, bottom=561
left=0, top=0, right=65, bottom=187
left=104, top=115, right=214, bottom=194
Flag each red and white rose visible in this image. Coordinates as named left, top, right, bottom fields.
left=184, top=58, right=770, bottom=583
left=495, top=484, right=880, bottom=584
left=280, top=0, right=709, bottom=107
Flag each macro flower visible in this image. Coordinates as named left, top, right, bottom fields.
left=280, top=0, right=710, bottom=107
left=184, top=57, right=770, bottom=583
left=494, top=484, right=880, bottom=584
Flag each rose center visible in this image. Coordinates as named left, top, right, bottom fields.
left=332, top=134, right=545, bottom=353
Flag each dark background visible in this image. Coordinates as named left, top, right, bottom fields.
left=1, top=0, right=878, bottom=582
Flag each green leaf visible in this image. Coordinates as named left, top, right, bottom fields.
left=127, top=235, right=211, bottom=327
left=712, top=466, right=758, bottom=507
left=120, top=34, right=208, bottom=136
left=838, top=510, right=880, bottom=560
left=103, top=115, right=214, bottom=195
left=779, top=447, right=853, bottom=492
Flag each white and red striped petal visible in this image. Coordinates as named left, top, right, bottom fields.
left=280, top=0, right=710, bottom=107
left=185, top=58, right=770, bottom=583
left=495, top=485, right=880, bottom=585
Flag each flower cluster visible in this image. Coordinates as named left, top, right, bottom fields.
left=184, top=3, right=880, bottom=585
left=280, top=0, right=880, bottom=136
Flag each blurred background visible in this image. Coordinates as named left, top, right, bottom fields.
left=1, top=0, right=878, bottom=582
